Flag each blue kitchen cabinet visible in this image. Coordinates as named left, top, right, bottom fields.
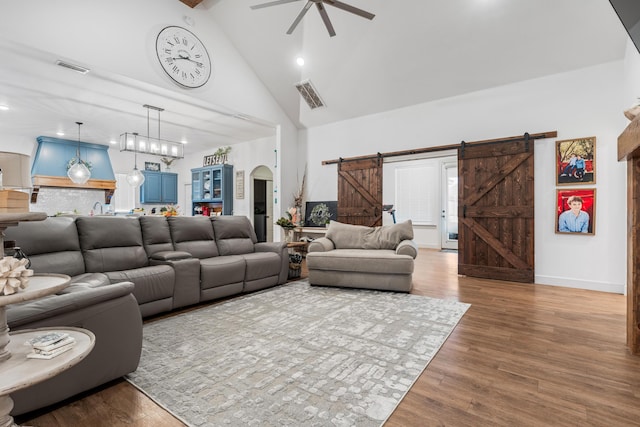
left=191, top=164, right=233, bottom=215
left=141, top=171, right=178, bottom=204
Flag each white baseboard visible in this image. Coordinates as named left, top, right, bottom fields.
left=535, top=275, right=625, bottom=294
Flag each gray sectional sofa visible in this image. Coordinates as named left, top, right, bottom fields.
left=5, top=215, right=288, bottom=416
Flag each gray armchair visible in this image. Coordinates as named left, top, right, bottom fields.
left=306, top=220, right=418, bottom=292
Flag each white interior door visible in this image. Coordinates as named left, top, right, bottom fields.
left=441, top=162, right=458, bottom=250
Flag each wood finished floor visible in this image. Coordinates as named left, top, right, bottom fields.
left=19, top=249, right=640, bottom=426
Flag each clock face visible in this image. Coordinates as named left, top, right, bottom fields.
left=155, top=26, right=211, bottom=88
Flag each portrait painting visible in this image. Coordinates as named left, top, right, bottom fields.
left=556, top=136, right=596, bottom=185
left=556, top=188, right=596, bottom=235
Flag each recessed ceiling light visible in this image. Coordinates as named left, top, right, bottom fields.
left=109, top=139, right=117, bottom=145
left=296, top=57, right=305, bottom=67
left=56, top=131, right=65, bottom=136
left=0, top=105, right=9, bottom=111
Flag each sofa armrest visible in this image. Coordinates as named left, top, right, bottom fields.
left=150, top=250, right=193, bottom=261
left=7, top=281, right=135, bottom=328
left=309, top=237, right=335, bottom=253
left=255, top=241, right=288, bottom=284
left=149, top=257, right=201, bottom=309
left=396, top=240, right=418, bottom=259
left=254, top=241, right=286, bottom=254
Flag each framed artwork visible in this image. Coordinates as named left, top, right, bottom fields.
left=556, top=188, right=596, bottom=235
left=304, top=201, right=338, bottom=227
left=144, top=162, right=161, bottom=172
left=556, top=136, right=596, bottom=185
left=235, top=170, right=244, bottom=199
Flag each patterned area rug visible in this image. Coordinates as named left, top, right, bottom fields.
left=126, top=280, right=469, bottom=426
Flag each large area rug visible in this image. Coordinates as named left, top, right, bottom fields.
left=126, top=280, right=470, bottom=426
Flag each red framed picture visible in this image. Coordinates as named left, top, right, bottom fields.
left=555, top=188, right=596, bottom=235
left=556, top=136, right=596, bottom=185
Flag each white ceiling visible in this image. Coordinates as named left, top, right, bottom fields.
left=0, top=0, right=630, bottom=156
left=206, top=0, right=629, bottom=128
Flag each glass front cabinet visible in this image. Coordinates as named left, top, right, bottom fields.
left=191, top=164, right=233, bottom=216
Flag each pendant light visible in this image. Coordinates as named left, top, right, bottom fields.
left=67, top=121, right=91, bottom=185
left=126, top=133, right=145, bottom=187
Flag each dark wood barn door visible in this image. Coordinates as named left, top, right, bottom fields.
left=458, top=136, right=535, bottom=283
left=337, top=158, right=383, bottom=226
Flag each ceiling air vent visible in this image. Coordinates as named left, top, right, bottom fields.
left=295, top=80, right=325, bottom=110
left=55, top=60, right=90, bottom=74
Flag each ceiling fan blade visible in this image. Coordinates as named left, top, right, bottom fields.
left=250, top=0, right=302, bottom=10
left=316, top=2, right=336, bottom=37
left=324, top=0, right=375, bottom=20
left=286, top=1, right=314, bottom=34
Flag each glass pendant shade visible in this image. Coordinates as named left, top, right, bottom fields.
left=126, top=167, right=145, bottom=187
left=68, top=121, right=91, bottom=185
left=67, top=162, right=91, bottom=185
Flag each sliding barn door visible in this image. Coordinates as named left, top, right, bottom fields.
left=337, top=158, right=382, bottom=226
left=458, top=137, right=535, bottom=283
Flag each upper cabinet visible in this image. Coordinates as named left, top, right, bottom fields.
left=191, top=164, right=233, bottom=215
left=140, top=171, right=177, bottom=204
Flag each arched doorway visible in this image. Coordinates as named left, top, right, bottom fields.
left=251, top=165, right=274, bottom=242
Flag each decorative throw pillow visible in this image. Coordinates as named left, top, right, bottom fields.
left=326, top=221, right=370, bottom=249
left=363, top=220, right=414, bottom=250
left=327, top=220, right=414, bottom=250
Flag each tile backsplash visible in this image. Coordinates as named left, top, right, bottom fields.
left=30, top=187, right=110, bottom=216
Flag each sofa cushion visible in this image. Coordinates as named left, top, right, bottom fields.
left=139, top=216, right=175, bottom=256
left=242, top=252, right=282, bottom=281
left=76, top=217, right=149, bottom=272
left=5, top=216, right=86, bottom=277
left=199, top=255, right=246, bottom=290
left=306, top=249, right=414, bottom=275
left=168, top=216, right=219, bottom=259
left=326, top=220, right=414, bottom=250
left=106, top=265, right=175, bottom=305
left=212, top=216, right=257, bottom=255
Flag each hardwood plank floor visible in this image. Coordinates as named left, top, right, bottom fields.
left=18, top=249, right=640, bottom=426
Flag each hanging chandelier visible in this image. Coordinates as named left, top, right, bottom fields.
left=67, top=121, right=91, bottom=185
left=120, top=104, right=185, bottom=160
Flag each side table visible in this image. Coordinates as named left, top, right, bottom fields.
left=0, top=327, right=95, bottom=427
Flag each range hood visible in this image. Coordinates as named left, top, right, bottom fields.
left=31, top=136, right=116, bottom=203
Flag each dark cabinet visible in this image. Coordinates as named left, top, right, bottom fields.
left=191, top=164, right=233, bottom=215
left=140, top=171, right=178, bottom=204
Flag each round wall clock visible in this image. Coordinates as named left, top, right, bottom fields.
left=155, top=26, right=212, bottom=88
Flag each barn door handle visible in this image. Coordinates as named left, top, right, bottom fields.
left=463, top=205, right=467, bottom=218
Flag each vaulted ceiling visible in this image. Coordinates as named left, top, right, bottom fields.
left=0, top=0, right=630, bottom=157
left=203, top=0, right=629, bottom=128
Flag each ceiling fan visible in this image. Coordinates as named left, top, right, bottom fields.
left=250, top=0, right=375, bottom=37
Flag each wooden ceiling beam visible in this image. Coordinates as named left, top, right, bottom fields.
left=179, top=0, right=204, bottom=8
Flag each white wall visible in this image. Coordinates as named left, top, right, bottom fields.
left=301, top=61, right=628, bottom=293
left=0, top=0, right=299, bottom=221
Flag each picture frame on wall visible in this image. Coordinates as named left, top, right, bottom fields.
left=144, top=162, right=161, bottom=172
left=556, top=136, right=596, bottom=185
left=556, top=188, right=596, bottom=235
left=304, top=201, right=338, bottom=227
